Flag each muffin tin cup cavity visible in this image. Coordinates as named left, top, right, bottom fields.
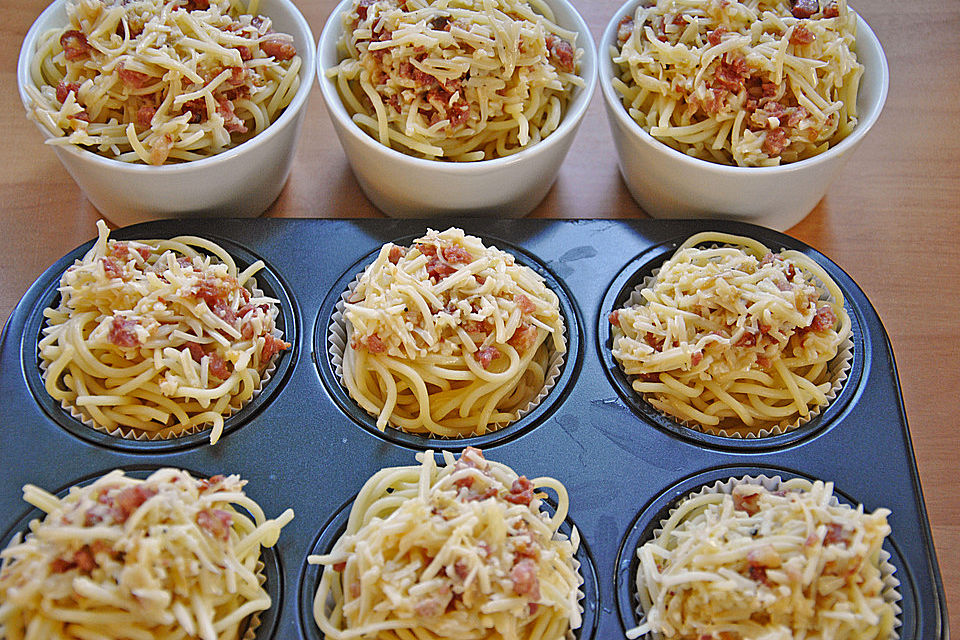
left=615, top=466, right=914, bottom=640
left=598, top=238, right=865, bottom=452
left=0, top=465, right=285, bottom=640
left=314, top=234, right=582, bottom=450
left=21, top=235, right=298, bottom=453
left=298, top=479, right=601, bottom=640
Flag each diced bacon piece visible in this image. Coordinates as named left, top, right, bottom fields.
left=198, top=474, right=225, bottom=492
left=545, top=34, right=575, bottom=73
left=207, top=351, right=230, bottom=379
left=510, top=558, right=541, bottom=600
left=112, top=485, right=157, bottom=522
left=261, top=36, right=297, bottom=60
left=507, top=323, right=539, bottom=353
left=617, top=17, right=634, bottom=45
left=734, top=330, right=758, bottom=348
left=475, top=346, right=501, bottom=369
left=790, top=0, right=819, bottom=19
left=515, top=294, right=536, bottom=314
left=69, top=110, right=90, bottom=122
left=388, top=245, right=406, bottom=264
left=60, top=30, right=91, bottom=61
left=117, top=64, right=152, bottom=89
left=787, top=106, right=808, bottom=128
left=748, top=564, right=772, bottom=586
left=824, top=522, right=850, bottom=545
left=181, top=98, right=208, bottom=123
left=362, top=333, right=385, bottom=354
left=109, top=315, right=139, bottom=347
left=504, top=476, right=535, bottom=505
left=756, top=355, right=771, bottom=369
left=440, top=243, right=473, bottom=264
left=747, top=544, right=781, bottom=568
left=51, top=557, right=76, bottom=573
left=809, top=305, right=837, bottom=332
left=196, top=508, right=233, bottom=541
left=191, top=276, right=237, bottom=323
left=762, top=127, right=790, bottom=156
left=455, top=447, right=488, bottom=472
left=823, top=1, right=839, bottom=18
left=73, top=546, right=97, bottom=572
left=101, top=256, right=123, bottom=279
left=183, top=0, right=210, bottom=10
left=446, top=99, right=470, bottom=127
left=356, top=0, right=376, bottom=20
left=235, top=45, right=252, bottom=61
left=430, top=15, right=451, bottom=31
left=732, top=485, right=762, bottom=515
left=712, top=54, right=749, bottom=92
left=136, top=104, right=156, bottom=128
left=454, top=558, right=470, bottom=580
left=414, top=596, right=445, bottom=617
left=56, top=81, right=81, bottom=104
left=216, top=97, right=247, bottom=133
left=609, top=309, right=621, bottom=326
left=465, top=485, right=498, bottom=502
left=707, top=25, right=727, bottom=46
left=261, top=333, right=290, bottom=362
left=512, top=531, right=540, bottom=559
left=333, top=561, right=347, bottom=572
left=690, top=350, right=703, bottom=366
left=185, top=342, right=205, bottom=362
left=790, top=24, right=815, bottom=45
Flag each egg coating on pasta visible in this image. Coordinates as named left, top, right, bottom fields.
left=609, top=231, right=850, bottom=435
left=39, top=221, right=290, bottom=443
left=309, top=447, right=584, bottom=640
left=0, top=468, right=294, bottom=640
left=342, top=227, right=566, bottom=437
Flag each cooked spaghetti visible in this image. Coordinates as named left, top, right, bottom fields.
left=26, top=0, right=302, bottom=165
left=611, top=0, right=863, bottom=166
left=328, top=0, right=584, bottom=161
left=609, top=231, right=850, bottom=435
left=39, top=220, right=291, bottom=443
left=628, top=478, right=896, bottom=640
left=0, top=468, right=294, bottom=640
left=341, top=227, right=565, bottom=437
left=309, top=447, right=583, bottom=639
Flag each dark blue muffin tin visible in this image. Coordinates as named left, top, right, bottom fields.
left=0, top=218, right=948, bottom=639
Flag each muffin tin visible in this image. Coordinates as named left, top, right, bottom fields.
left=0, top=218, right=947, bottom=639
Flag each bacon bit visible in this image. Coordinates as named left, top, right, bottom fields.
left=617, top=17, right=634, bottom=45
left=747, top=544, right=781, bottom=568
left=51, top=557, right=76, bottom=573
left=713, top=54, right=749, bottom=92
left=762, top=127, right=790, bottom=156
left=732, top=486, right=762, bottom=515
left=198, top=474, right=225, bottom=492
left=414, top=597, right=446, bottom=618
left=60, top=30, right=91, bottom=61
left=466, top=485, right=498, bottom=501
left=112, top=486, right=157, bottom=522
left=149, top=134, right=174, bottom=165
left=529, top=603, right=540, bottom=615
left=101, top=256, right=123, bottom=279
left=446, top=99, right=470, bottom=126
left=504, top=476, right=535, bottom=505
left=430, top=15, right=451, bottom=31
left=756, top=355, right=771, bottom=369
left=824, top=522, right=850, bottom=545
left=512, top=530, right=540, bottom=559
left=455, top=447, right=488, bottom=472
left=117, top=64, right=152, bottom=89
left=734, top=330, right=758, bottom=348
left=787, top=106, right=808, bottom=128
left=388, top=245, right=406, bottom=264
left=359, top=333, right=385, bottom=354
left=690, top=350, right=704, bottom=366
left=333, top=561, right=347, bottom=572
left=545, top=35, right=575, bottom=73
left=510, top=558, right=541, bottom=600
left=356, top=0, right=376, bottom=20
left=69, top=110, right=90, bottom=122
left=56, top=81, right=81, bottom=104
left=261, top=36, right=297, bottom=60
left=182, top=98, right=207, bottom=124
left=809, top=305, right=837, bottom=332
left=790, top=0, right=820, bottom=19
left=261, top=333, right=290, bottom=362
left=608, top=309, right=620, bottom=326
left=182, top=0, right=209, bottom=10
left=748, top=564, right=772, bottom=586
left=823, top=1, right=839, bottom=18
left=216, top=97, right=247, bottom=133
left=790, top=24, right=815, bottom=45
left=192, top=277, right=237, bottom=323
left=507, top=323, right=539, bottom=353
left=475, top=346, right=501, bottom=369
left=136, top=105, right=156, bottom=129
left=207, top=351, right=230, bottom=379
left=515, top=294, right=536, bottom=315
left=707, top=25, right=728, bottom=46
left=185, top=342, right=205, bottom=362
left=196, top=508, right=233, bottom=541
left=236, top=45, right=253, bottom=61
left=73, top=546, right=97, bottom=572
left=109, top=315, right=139, bottom=347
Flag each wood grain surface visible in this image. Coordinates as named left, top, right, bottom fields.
left=1, top=0, right=956, bottom=633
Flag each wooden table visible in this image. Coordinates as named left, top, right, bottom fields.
left=1, top=0, right=956, bottom=633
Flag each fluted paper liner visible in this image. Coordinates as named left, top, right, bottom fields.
left=631, top=475, right=902, bottom=640
left=614, top=258, right=854, bottom=439
left=38, top=278, right=283, bottom=442
left=329, top=271, right=566, bottom=438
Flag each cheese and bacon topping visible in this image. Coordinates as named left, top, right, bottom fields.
left=39, top=221, right=290, bottom=443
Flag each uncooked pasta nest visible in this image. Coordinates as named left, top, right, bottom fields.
left=609, top=231, right=851, bottom=436
left=308, top=447, right=584, bottom=639
left=628, top=477, right=899, bottom=640
left=611, top=0, right=863, bottom=166
left=329, top=0, right=584, bottom=160
left=340, top=227, right=566, bottom=437
left=39, top=221, right=291, bottom=443
left=26, top=0, right=302, bottom=164
left=0, top=468, right=294, bottom=640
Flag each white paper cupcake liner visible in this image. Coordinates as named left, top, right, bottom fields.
left=329, top=271, right=566, bottom=438
left=632, top=475, right=902, bottom=640
left=38, top=280, right=284, bottom=443
left=615, top=255, right=854, bottom=439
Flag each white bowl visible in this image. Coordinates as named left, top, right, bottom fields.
left=316, top=0, right=597, bottom=218
left=598, top=2, right=889, bottom=230
left=17, top=0, right=315, bottom=226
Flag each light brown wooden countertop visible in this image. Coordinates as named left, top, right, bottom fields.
left=1, top=0, right=956, bottom=633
